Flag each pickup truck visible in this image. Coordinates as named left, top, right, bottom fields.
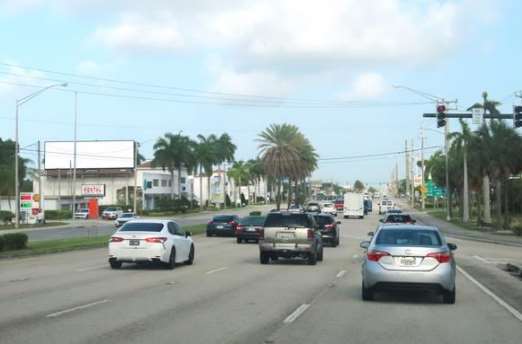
left=259, top=212, right=323, bottom=265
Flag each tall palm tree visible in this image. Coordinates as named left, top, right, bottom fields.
left=194, top=134, right=217, bottom=207
left=449, top=119, right=473, bottom=223
left=227, top=161, right=249, bottom=205
left=153, top=133, right=194, bottom=200
left=215, top=133, right=236, bottom=205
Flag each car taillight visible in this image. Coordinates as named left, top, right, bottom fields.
left=144, top=237, right=168, bottom=244
left=110, top=236, right=124, bottom=242
left=307, top=229, right=314, bottom=240
left=228, top=221, right=237, bottom=226
left=324, top=224, right=334, bottom=231
left=208, top=221, right=214, bottom=225
left=258, top=228, right=264, bottom=239
left=236, top=225, right=244, bottom=233
left=367, top=250, right=390, bottom=262
left=426, top=252, right=451, bottom=263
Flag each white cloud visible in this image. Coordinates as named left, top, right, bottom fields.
left=93, top=14, right=184, bottom=53
left=339, top=73, right=389, bottom=100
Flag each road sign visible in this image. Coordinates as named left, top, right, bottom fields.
left=472, top=108, right=484, bottom=125
left=426, top=180, right=445, bottom=198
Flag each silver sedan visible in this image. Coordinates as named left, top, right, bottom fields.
left=360, top=225, right=457, bottom=304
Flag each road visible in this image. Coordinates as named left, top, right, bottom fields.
left=1, top=210, right=521, bottom=344
left=21, top=205, right=273, bottom=241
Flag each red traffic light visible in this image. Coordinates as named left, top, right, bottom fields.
left=436, top=104, right=446, bottom=113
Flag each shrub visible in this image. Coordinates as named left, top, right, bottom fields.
left=0, top=235, right=4, bottom=251
left=0, top=210, right=14, bottom=225
left=45, top=210, right=72, bottom=220
left=513, top=226, right=522, bottom=237
left=249, top=211, right=262, bottom=216
left=2, top=233, right=28, bottom=250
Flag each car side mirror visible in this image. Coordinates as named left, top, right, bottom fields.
left=185, top=231, right=192, bottom=237
left=367, top=231, right=374, bottom=237
left=447, top=243, right=457, bottom=251
left=360, top=241, right=370, bottom=249
left=336, top=221, right=341, bottom=225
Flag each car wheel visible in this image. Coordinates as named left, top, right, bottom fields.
left=443, top=287, right=456, bottom=304
left=308, top=251, right=317, bottom=265
left=206, top=232, right=210, bottom=237
left=166, top=247, right=176, bottom=270
left=362, top=282, right=374, bottom=301
left=236, top=237, right=242, bottom=244
left=260, top=252, right=270, bottom=264
left=317, top=246, right=324, bottom=262
left=109, top=260, right=122, bottom=269
left=185, top=245, right=195, bottom=265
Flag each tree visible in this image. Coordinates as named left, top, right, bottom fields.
left=449, top=119, right=473, bottom=223
left=215, top=133, right=236, bottom=204
left=194, top=134, right=217, bottom=207
left=353, top=180, right=365, bottom=193
left=153, top=133, right=194, bottom=200
left=0, top=138, right=30, bottom=211
left=227, top=161, right=249, bottom=205
left=368, top=186, right=377, bottom=195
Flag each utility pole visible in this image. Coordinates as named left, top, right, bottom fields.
left=133, top=141, right=139, bottom=214
left=72, top=92, right=78, bottom=224
left=420, top=127, right=425, bottom=210
left=37, top=140, right=44, bottom=221
left=410, top=139, right=415, bottom=208
left=444, top=118, right=451, bottom=221
left=405, top=140, right=409, bottom=200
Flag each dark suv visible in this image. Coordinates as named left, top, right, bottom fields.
left=313, top=214, right=340, bottom=247
left=236, top=215, right=265, bottom=243
left=206, top=215, right=239, bottom=237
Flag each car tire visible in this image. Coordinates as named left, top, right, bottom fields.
left=206, top=232, right=210, bottom=237
left=109, top=260, right=122, bottom=269
left=443, top=287, right=456, bottom=304
left=236, top=237, right=242, bottom=244
left=166, top=247, right=176, bottom=270
left=317, top=246, right=324, bottom=262
left=185, top=245, right=195, bottom=265
left=308, top=251, right=317, bottom=265
left=362, top=283, right=374, bottom=301
left=260, top=252, right=270, bottom=265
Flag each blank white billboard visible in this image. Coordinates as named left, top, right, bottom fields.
left=45, top=141, right=135, bottom=169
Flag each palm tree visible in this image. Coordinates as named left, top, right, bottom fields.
left=215, top=133, right=236, bottom=205
left=194, top=134, right=217, bottom=207
left=227, top=161, right=249, bottom=205
left=247, top=158, right=264, bottom=204
left=449, top=119, right=473, bottom=223
left=153, top=133, right=194, bottom=200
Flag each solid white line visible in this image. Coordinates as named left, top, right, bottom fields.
left=472, top=255, right=490, bottom=264
left=46, top=299, right=110, bottom=318
left=283, top=304, right=310, bottom=324
left=205, top=267, right=228, bottom=275
left=336, top=270, right=347, bottom=278
left=457, top=265, right=522, bottom=322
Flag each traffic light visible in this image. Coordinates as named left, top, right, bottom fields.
left=514, top=105, right=522, bottom=128
left=436, top=104, right=447, bottom=128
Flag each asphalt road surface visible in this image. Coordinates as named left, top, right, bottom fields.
left=1, top=210, right=521, bottom=344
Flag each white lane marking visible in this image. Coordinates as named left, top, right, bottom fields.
left=336, top=270, right=347, bottom=278
left=46, top=299, right=110, bottom=318
left=283, top=304, right=310, bottom=324
left=457, top=265, right=522, bottom=322
left=472, top=255, right=491, bottom=264
left=205, top=267, right=228, bottom=275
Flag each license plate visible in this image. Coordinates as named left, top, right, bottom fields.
left=400, top=257, right=416, bottom=266
left=129, top=239, right=140, bottom=246
left=216, top=225, right=224, bottom=229
left=247, top=226, right=256, bottom=232
left=277, top=232, right=295, bottom=240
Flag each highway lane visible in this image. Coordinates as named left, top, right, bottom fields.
left=1, top=210, right=521, bottom=344
left=23, top=205, right=273, bottom=241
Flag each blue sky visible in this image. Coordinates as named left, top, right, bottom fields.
left=0, top=0, right=521, bottom=186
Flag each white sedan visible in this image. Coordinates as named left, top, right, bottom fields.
left=321, top=202, right=337, bottom=216
left=108, top=220, right=195, bottom=269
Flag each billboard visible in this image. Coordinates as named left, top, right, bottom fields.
left=45, top=140, right=135, bottom=170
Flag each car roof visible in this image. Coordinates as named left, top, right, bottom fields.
left=123, top=219, right=169, bottom=224
left=378, top=224, right=437, bottom=231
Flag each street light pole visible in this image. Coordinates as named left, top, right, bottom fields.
left=71, top=92, right=78, bottom=225
left=444, top=120, right=451, bottom=221
left=14, top=83, right=68, bottom=228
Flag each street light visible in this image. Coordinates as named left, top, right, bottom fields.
left=14, top=82, right=68, bottom=228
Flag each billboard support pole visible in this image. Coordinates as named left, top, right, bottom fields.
left=72, top=92, right=78, bottom=224
left=133, top=141, right=138, bottom=214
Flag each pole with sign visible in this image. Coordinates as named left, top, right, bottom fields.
left=472, top=107, right=484, bottom=125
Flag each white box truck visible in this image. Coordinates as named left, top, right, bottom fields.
left=343, top=193, right=365, bottom=219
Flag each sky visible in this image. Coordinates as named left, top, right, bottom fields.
left=0, top=0, right=521, bottom=186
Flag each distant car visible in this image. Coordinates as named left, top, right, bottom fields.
left=74, top=208, right=89, bottom=219
left=206, top=215, right=239, bottom=237
left=364, top=199, right=373, bottom=214
left=287, top=205, right=304, bottom=213
left=102, top=207, right=123, bottom=220
left=108, top=220, right=195, bottom=269
left=321, top=202, right=337, bottom=216
left=114, top=212, right=138, bottom=227
left=305, top=202, right=322, bottom=214
left=236, top=215, right=265, bottom=243
left=334, top=199, right=344, bottom=211
left=380, top=213, right=416, bottom=224
left=360, top=225, right=457, bottom=304
left=384, top=209, right=402, bottom=215
left=313, top=214, right=340, bottom=247
left=378, top=200, right=394, bottom=214
left=259, top=212, right=323, bottom=265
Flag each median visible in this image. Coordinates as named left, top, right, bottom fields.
left=0, top=223, right=207, bottom=259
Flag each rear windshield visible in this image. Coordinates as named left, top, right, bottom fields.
left=264, top=213, right=313, bottom=228
left=120, top=223, right=164, bottom=232
left=314, top=215, right=334, bottom=227
left=213, top=215, right=235, bottom=222
left=239, top=216, right=265, bottom=226
left=105, top=208, right=116, bottom=211
left=322, top=203, right=333, bottom=207
left=121, top=213, right=134, bottom=218
left=384, top=215, right=413, bottom=223
left=376, top=229, right=442, bottom=246
left=386, top=201, right=393, bottom=205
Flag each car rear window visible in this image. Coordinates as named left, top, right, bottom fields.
left=384, top=215, right=413, bottom=223
left=264, top=213, right=313, bottom=228
left=322, top=203, right=333, bottom=207
left=213, top=215, right=235, bottom=222
left=376, top=229, right=442, bottom=246
left=314, top=215, right=334, bottom=227
left=239, top=216, right=265, bottom=226
left=120, top=223, right=164, bottom=232
left=121, top=213, right=134, bottom=218
left=386, top=201, right=393, bottom=205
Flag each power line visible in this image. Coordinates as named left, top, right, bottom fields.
left=318, top=145, right=440, bottom=161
